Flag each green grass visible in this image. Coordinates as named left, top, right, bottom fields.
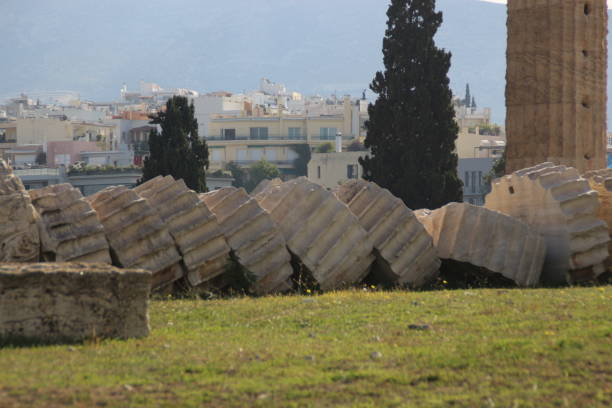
left=0, top=287, right=610, bottom=407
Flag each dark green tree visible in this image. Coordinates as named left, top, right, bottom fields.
left=244, top=159, right=281, bottom=193
left=226, top=161, right=247, bottom=188
left=360, top=0, right=462, bottom=210
left=471, top=96, right=477, bottom=109
left=290, top=144, right=311, bottom=177
left=464, top=83, right=471, bottom=107
left=140, top=96, right=209, bottom=192
left=35, top=151, right=47, bottom=165
left=483, top=151, right=506, bottom=189
left=315, top=142, right=334, bottom=153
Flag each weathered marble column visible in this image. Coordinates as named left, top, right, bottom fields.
left=505, top=0, right=608, bottom=173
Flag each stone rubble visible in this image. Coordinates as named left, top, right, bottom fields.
left=134, top=176, right=231, bottom=286
left=201, top=187, right=294, bottom=294
left=335, top=180, right=440, bottom=287
left=485, top=163, right=609, bottom=284
left=255, top=177, right=375, bottom=290
left=0, top=263, right=151, bottom=340
left=0, top=159, right=40, bottom=263
left=416, top=203, right=546, bottom=287
left=87, top=185, right=183, bottom=289
left=29, top=183, right=111, bottom=263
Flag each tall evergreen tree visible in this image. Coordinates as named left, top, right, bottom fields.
left=140, top=96, right=209, bottom=192
left=290, top=144, right=311, bottom=177
left=464, top=83, right=471, bottom=107
left=360, top=0, right=462, bottom=210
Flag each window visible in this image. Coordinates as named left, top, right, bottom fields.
left=607, top=135, right=612, bottom=147
left=464, top=171, right=469, bottom=187
left=211, top=149, right=225, bottom=162
left=347, top=164, right=358, bottom=179
left=221, top=128, right=236, bottom=140
left=478, top=171, right=482, bottom=190
left=319, top=127, right=337, bottom=140
left=55, top=154, right=70, bottom=166
left=250, top=148, right=264, bottom=161
left=249, top=127, right=268, bottom=140
left=237, top=149, right=248, bottom=161
left=317, top=166, right=321, bottom=179
left=471, top=171, right=477, bottom=193
left=287, top=149, right=298, bottom=161
left=288, top=127, right=301, bottom=139
left=265, top=148, right=277, bottom=161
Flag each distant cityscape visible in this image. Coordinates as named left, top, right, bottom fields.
left=0, top=78, right=504, bottom=204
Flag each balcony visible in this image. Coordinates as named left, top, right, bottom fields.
left=206, top=135, right=307, bottom=141
left=13, top=168, right=62, bottom=177
left=215, top=160, right=294, bottom=167
left=312, top=135, right=356, bottom=141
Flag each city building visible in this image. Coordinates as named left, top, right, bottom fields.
left=47, top=141, right=101, bottom=167
left=458, top=157, right=495, bottom=205
left=193, top=93, right=247, bottom=138
left=307, top=150, right=367, bottom=189
left=206, top=96, right=368, bottom=175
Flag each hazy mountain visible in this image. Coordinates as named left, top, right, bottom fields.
left=0, top=0, right=608, bottom=125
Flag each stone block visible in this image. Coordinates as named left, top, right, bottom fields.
left=335, top=180, right=440, bottom=287
left=251, top=178, right=282, bottom=196
left=87, top=186, right=183, bottom=290
left=0, top=263, right=151, bottom=341
left=201, top=187, right=293, bottom=294
left=133, top=176, right=231, bottom=286
left=255, top=177, right=375, bottom=290
left=485, top=163, right=609, bottom=283
left=29, top=183, right=111, bottom=263
left=583, top=168, right=612, bottom=271
left=415, top=203, right=546, bottom=287
left=0, top=159, right=40, bottom=263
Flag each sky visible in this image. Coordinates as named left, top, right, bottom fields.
left=0, top=0, right=610, bottom=125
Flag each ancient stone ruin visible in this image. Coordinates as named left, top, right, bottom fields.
left=29, top=184, right=111, bottom=264
left=251, top=177, right=282, bottom=196
left=416, top=203, right=546, bottom=287
left=335, top=180, right=440, bottom=288
left=0, top=263, right=151, bottom=340
left=255, top=177, right=375, bottom=290
left=583, top=169, right=612, bottom=271
left=201, top=187, right=293, bottom=294
left=485, top=163, right=609, bottom=284
left=0, top=159, right=40, bottom=263
left=505, top=0, right=608, bottom=173
left=87, top=186, right=183, bottom=290
left=133, top=176, right=231, bottom=287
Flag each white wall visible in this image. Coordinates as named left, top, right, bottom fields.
left=193, top=94, right=245, bottom=138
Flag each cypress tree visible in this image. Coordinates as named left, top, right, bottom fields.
left=464, top=83, right=471, bottom=107
left=140, top=96, right=209, bottom=192
left=360, top=0, right=462, bottom=210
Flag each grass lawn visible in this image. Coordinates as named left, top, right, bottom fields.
left=0, top=287, right=610, bottom=407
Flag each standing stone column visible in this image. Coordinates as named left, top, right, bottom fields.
left=506, top=0, right=608, bottom=173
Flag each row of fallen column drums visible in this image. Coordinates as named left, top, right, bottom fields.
left=3, top=160, right=611, bottom=293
